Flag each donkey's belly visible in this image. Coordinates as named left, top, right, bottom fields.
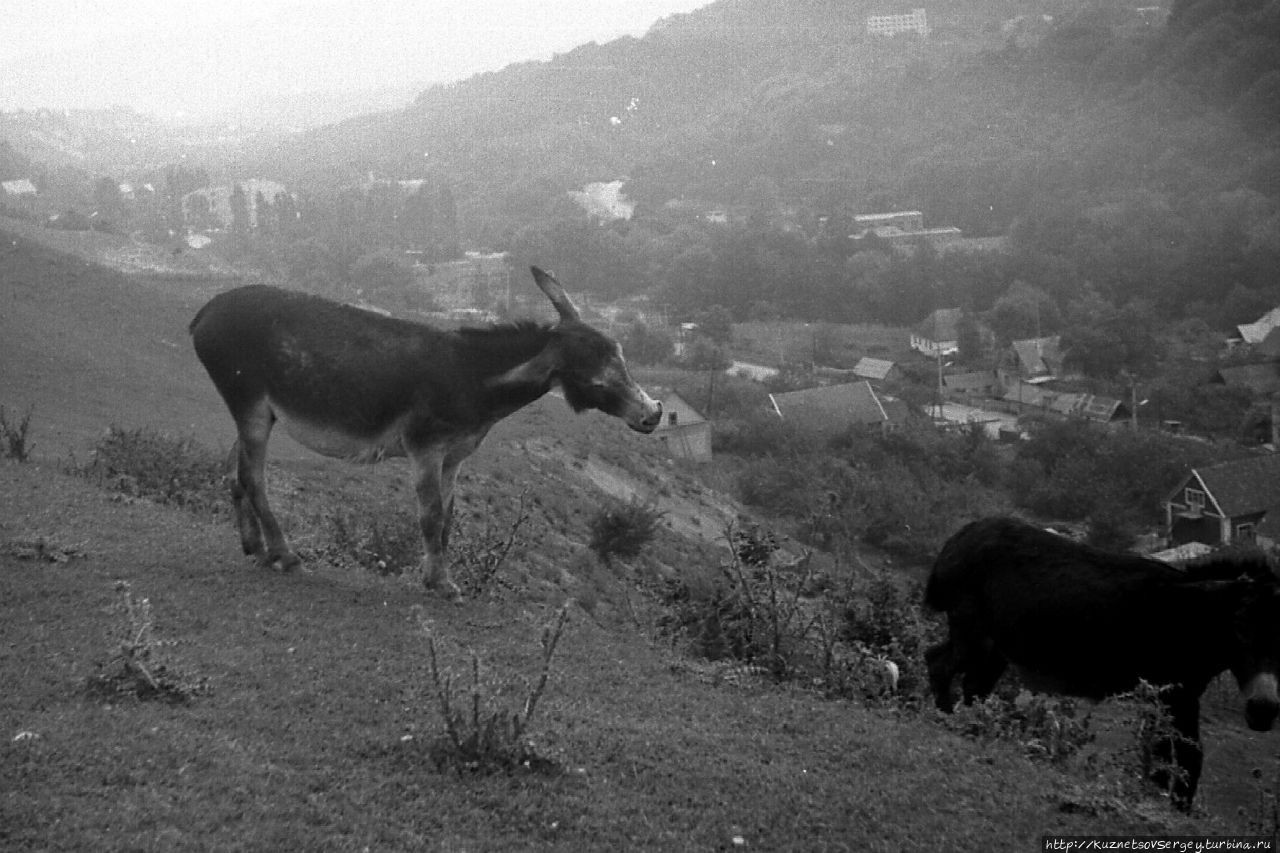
left=277, top=410, right=407, bottom=463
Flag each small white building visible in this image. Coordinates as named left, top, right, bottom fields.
left=866, top=8, right=929, bottom=37
left=652, top=389, right=712, bottom=461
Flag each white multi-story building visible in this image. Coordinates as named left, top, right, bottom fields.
left=866, top=8, right=929, bottom=37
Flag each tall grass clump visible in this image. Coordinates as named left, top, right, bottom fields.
left=414, top=602, right=569, bottom=774
left=75, top=425, right=224, bottom=512
left=0, top=403, right=36, bottom=461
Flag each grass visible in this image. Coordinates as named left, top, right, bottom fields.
left=1, top=227, right=1273, bottom=849
left=3, top=460, right=1262, bottom=850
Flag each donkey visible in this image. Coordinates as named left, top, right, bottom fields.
left=924, top=516, right=1280, bottom=809
left=190, top=267, right=662, bottom=597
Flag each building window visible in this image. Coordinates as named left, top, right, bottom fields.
left=1236, top=522, right=1257, bottom=542
left=668, top=412, right=679, bottom=426
left=1185, top=488, right=1205, bottom=508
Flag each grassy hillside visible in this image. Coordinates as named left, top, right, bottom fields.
left=3, top=226, right=1279, bottom=849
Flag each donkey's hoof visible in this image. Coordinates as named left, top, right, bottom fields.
left=277, top=552, right=303, bottom=573
left=425, top=576, right=463, bottom=602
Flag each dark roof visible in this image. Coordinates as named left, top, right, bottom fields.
left=944, top=370, right=999, bottom=393
left=770, top=381, right=904, bottom=429
left=1214, top=362, right=1280, bottom=395
left=1193, top=453, right=1280, bottom=518
left=1012, top=336, right=1062, bottom=377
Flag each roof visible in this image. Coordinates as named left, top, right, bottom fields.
left=1214, top=362, right=1280, bottom=395
left=1012, top=336, right=1062, bottom=377
left=915, top=308, right=963, bottom=342
left=943, top=370, right=999, bottom=393
left=852, top=357, right=896, bottom=381
left=770, top=381, right=904, bottom=429
left=649, top=388, right=707, bottom=427
left=1, top=179, right=37, bottom=196
left=1238, top=307, right=1280, bottom=345
left=1186, top=453, right=1280, bottom=518
left=1258, top=327, right=1280, bottom=358
left=1049, top=393, right=1125, bottom=423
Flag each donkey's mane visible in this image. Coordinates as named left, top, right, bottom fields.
left=454, top=320, right=554, bottom=374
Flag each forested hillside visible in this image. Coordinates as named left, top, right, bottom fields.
left=241, top=0, right=1279, bottom=341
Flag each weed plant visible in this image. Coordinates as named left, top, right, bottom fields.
left=415, top=603, right=569, bottom=774
left=450, top=491, right=530, bottom=597
left=86, top=581, right=209, bottom=703
left=75, top=425, right=224, bottom=512
left=0, top=403, right=36, bottom=461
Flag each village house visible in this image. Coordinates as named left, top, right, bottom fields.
left=910, top=308, right=963, bottom=356
left=852, top=357, right=901, bottom=385
left=943, top=369, right=1002, bottom=401
left=1011, top=335, right=1063, bottom=381
left=1211, top=362, right=1280, bottom=396
left=1, top=178, right=38, bottom=212
left=1164, top=453, right=1280, bottom=549
left=650, top=388, right=712, bottom=462
left=769, top=381, right=910, bottom=435
left=865, top=8, right=929, bottom=36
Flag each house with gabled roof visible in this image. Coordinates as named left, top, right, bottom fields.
left=650, top=388, right=712, bottom=461
left=910, top=308, right=963, bottom=356
left=1164, top=453, right=1280, bottom=548
left=769, top=381, right=910, bottom=434
left=1011, top=335, right=1063, bottom=380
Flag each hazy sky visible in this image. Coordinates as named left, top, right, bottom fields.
left=1, top=0, right=712, bottom=119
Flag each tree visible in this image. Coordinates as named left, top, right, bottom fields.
left=92, top=177, right=122, bottom=225
left=621, top=322, right=674, bottom=365
left=229, top=184, right=249, bottom=235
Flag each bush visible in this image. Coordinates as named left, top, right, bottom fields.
left=588, top=496, right=664, bottom=564
left=942, top=691, right=1095, bottom=765
left=0, top=404, right=35, bottom=461
left=76, top=426, right=225, bottom=512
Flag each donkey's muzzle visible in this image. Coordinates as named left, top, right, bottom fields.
left=1244, top=673, right=1280, bottom=731
left=631, top=400, right=663, bottom=434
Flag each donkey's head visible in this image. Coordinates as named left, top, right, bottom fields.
left=1231, top=575, right=1280, bottom=732
left=532, top=267, right=662, bottom=433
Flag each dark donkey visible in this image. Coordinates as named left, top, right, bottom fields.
left=190, top=267, right=662, bottom=597
left=925, top=516, right=1280, bottom=809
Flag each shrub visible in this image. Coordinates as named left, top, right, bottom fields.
left=415, top=603, right=569, bottom=775
left=76, top=426, right=225, bottom=512
left=86, top=581, right=209, bottom=703
left=942, top=690, right=1095, bottom=765
left=0, top=404, right=35, bottom=461
left=588, top=496, right=664, bottom=564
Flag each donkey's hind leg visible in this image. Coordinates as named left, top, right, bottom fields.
left=234, top=400, right=301, bottom=571
left=226, top=440, right=263, bottom=559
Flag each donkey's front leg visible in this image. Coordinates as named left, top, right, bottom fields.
left=409, top=446, right=461, bottom=600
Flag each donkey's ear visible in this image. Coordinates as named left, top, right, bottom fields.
left=531, top=266, right=581, bottom=323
